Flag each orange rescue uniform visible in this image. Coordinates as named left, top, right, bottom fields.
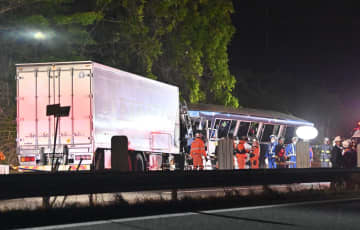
left=250, top=145, right=260, bottom=169
left=236, top=140, right=249, bottom=169
left=190, top=137, right=207, bottom=170
left=0, top=152, right=5, bottom=161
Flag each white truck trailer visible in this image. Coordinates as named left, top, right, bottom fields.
left=16, top=61, right=180, bottom=171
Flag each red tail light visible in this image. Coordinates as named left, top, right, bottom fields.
left=20, top=156, right=35, bottom=162
left=75, top=155, right=92, bottom=161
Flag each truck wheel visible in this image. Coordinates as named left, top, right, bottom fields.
left=134, top=152, right=145, bottom=172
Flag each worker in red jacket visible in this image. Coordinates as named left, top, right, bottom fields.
left=250, top=138, right=260, bottom=169
left=236, top=136, right=250, bottom=169
left=190, top=132, right=207, bottom=170
left=275, top=137, right=287, bottom=168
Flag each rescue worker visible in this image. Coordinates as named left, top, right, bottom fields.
left=275, top=137, right=287, bottom=168
left=330, top=136, right=343, bottom=168
left=190, top=132, right=207, bottom=170
left=184, top=133, right=194, bottom=154
left=250, top=138, right=260, bottom=169
left=235, top=136, right=250, bottom=169
left=309, top=145, right=314, bottom=167
left=342, top=139, right=357, bottom=168
left=233, top=136, right=240, bottom=149
left=285, top=137, right=298, bottom=168
left=232, top=136, right=239, bottom=169
left=0, top=151, right=5, bottom=161
left=351, top=138, right=357, bottom=152
left=265, top=135, right=277, bottom=168
left=320, top=137, right=332, bottom=168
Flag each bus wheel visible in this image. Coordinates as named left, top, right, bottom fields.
left=134, top=152, right=146, bottom=172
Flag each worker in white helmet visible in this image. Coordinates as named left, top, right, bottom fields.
left=330, top=136, right=342, bottom=168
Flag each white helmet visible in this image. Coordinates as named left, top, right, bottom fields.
left=342, top=139, right=351, bottom=148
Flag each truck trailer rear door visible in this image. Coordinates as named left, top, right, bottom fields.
left=48, top=67, right=92, bottom=145
left=17, top=63, right=92, bottom=151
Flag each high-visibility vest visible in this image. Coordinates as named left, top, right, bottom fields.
left=190, top=138, right=206, bottom=158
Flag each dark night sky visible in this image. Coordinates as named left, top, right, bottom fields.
left=229, top=1, right=360, bottom=137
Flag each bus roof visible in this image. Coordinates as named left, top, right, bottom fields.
left=188, top=104, right=314, bottom=127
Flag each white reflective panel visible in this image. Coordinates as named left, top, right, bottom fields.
left=104, top=149, right=111, bottom=169
left=151, top=133, right=171, bottom=151
left=296, top=126, right=318, bottom=140
left=149, top=154, right=162, bottom=170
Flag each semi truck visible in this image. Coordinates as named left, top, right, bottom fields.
left=16, top=61, right=314, bottom=171
left=16, top=61, right=179, bottom=171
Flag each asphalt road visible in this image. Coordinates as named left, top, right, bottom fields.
left=24, top=197, right=360, bottom=230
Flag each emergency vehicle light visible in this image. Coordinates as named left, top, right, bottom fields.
left=20, top=156, right=35, bottom=162
left=75, top=155, right=92, bottom=161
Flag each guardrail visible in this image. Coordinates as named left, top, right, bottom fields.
left=1, top=168, right=359, bottom=200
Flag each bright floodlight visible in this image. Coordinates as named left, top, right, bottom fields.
left=34, top=32, right=46, bottom=40
left=296, top=126, right=318, bottom=140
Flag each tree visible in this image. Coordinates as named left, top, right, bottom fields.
left=92, top=0, right=238, bottom=106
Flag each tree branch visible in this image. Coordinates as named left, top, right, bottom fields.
left=0, top=0, right=43, bottom=15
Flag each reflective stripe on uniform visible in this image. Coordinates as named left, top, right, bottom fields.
left=191, top=147, right=205, bottom=150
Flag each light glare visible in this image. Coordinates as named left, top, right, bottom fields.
left=34, top=32, right=46, bottom=40
left=296, top=126, right=318, bottom=140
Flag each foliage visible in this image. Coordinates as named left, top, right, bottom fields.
left=0, top=104, right=16, bottom=165
left=92, top=0, right=238, bottom=106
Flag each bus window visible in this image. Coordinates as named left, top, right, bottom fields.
left=207, top=119, right=218, bottom=139
left=248, top=122, right=259, bottom=139
left=284, top=126, right=295, bottom=144
left=261, top=124, right=274, bottom=142
left=218, top=120, right=231, bottom=138
left=228, top=120, right=237, bottom=137
left=237, top=122, right=250, bottom=138
left=273, top=125, right=280, bottom=136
